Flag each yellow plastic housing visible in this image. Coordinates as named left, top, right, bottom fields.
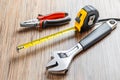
left=75, top=9, right=87, bottom=32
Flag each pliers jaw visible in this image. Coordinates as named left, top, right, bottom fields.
left=20, top=19, right=39, bottom=27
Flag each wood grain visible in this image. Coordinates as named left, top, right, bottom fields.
left=0, top=0, right=120, bottom=80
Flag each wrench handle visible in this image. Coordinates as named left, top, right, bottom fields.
left=79, top=20, right=117, bottom=50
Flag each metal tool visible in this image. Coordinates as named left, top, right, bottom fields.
left=17, top=5, right=99, bottom=51
left=46, top=20, right=117, bottom=74
left=20, top=12, right=71, bottom=28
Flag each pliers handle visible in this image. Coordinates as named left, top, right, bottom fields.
left=20, top=12, right=71, bottom=28
left=37, top=12, right=68, bottom=20
left=41, top=17, right=71, bottom=28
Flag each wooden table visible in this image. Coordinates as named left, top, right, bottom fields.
left=0, top=0, right=120, bottom=80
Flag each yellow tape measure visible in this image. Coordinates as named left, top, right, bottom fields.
left=17, top=27, right=76, bottom=51
left=17, top=5, right=99, bottom=51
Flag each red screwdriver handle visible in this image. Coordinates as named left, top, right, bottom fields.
left=37, top=12, right=68, bottom=20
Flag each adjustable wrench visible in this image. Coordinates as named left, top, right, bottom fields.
left=46, top=20, right=117, bottom=74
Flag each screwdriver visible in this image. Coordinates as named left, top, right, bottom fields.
left=17, top=5, right=99, bottom=51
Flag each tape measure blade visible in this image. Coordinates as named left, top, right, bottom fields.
left=17, top=27, right=76, bottom=51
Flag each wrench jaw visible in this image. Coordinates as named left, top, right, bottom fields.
left=46, top=44, right=83, bottom=74
left=47, top=69, right=68, bottom=74
left=46, top=63, right=68, bottom=74
left=46, top=51, right=71, bottom=74
left=46, top=59, right=70, bottom=74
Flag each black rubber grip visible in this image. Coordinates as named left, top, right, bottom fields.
left=42, top=17, right=71, bottom=28
left=79, top=23, right=112, bottom=50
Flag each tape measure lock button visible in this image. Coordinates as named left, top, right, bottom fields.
left=75, top=17, right=81, bottom=23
